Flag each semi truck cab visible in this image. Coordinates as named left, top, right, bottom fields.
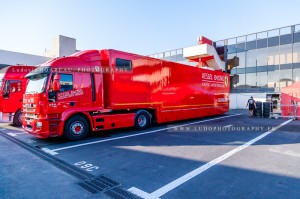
left=23, top=50, right=104, bottom=139
left=0, top=65, right=35, bottom=126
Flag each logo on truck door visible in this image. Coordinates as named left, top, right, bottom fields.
left=57, top=89, right=84, bottom=100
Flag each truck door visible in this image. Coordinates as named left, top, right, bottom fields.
left=54, top=73, right=92, bottom=112
left=2, top=80, right=22, bottom=112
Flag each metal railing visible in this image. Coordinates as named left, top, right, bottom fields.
left=269, top=102, right=299, bottom=120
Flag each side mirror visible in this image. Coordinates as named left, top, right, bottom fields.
left=3, top=91, right=9, bottom=98
left=52, top=74, right=61, bottom=92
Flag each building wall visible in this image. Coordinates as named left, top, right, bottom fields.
left=223, top=25, right=300, bottom=94
left=230, top=93, right=267, bottom=109
left=0, top=35, right=77, bottom=68
left=44, top=35, right=77, bottom=58
left=0, top=49, right=51, bottom=66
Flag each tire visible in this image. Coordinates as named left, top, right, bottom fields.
left=254, top=104, right=262, bottom=113
left=263, top=102, right=273, bottom=112
left=263, top=105, right=270, bottom=117
left=64, top=116, right=89, bottom=141
left=13, top=110, right=22, bottom=127
left=254, top=110, right=262, bottom=117
left=256, top=102, right=262, bottom=109
left=134, top=110, right=151, bottom=130
left=263, top=107, right=270, bottom=113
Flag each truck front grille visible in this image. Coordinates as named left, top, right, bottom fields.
left=25, top=113, right=36, bottom=118
left=23, top=104, right=36, bottom=113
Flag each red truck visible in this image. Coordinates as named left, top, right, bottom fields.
left=22, top=37, right=230, bottom=141
left=0, top=65, right=35, bottom=126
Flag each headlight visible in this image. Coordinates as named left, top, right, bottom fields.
left=36, top=122, right=42, bottom=128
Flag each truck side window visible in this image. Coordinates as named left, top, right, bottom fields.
left=8, top=80, right=22, bottom=93
left=116, top=58, right=132, bottom=71
left=60, top=74, right=73, bottom=91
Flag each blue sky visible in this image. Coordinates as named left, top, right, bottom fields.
left=0, top=0, right=300, bottom=56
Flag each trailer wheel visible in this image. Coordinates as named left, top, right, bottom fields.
left=64, top=116, right=89, bottom=141
left=13, top=110, right=22, bottom=127
left=134, top=110, right=151, bottom=130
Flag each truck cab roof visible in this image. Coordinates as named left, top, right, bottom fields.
left=0, top=65, right=35, bottom=79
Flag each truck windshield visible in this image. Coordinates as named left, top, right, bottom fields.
left=26, top=74, right=48, bottom=94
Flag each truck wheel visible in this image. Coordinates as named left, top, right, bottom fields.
left=13, top=110, right=22, bottom=127
left=134, top=110, right=151, bottom=130
left=64, top=116, right=89, bottom=141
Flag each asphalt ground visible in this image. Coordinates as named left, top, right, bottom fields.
left=0, top=109, right=300, bottom=199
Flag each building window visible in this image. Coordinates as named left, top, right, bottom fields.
left=293, top=43, right=300, bottom=63
left=268, top=46, right=280, bottom=65
left=294, top=32, right=300, bottom=43
left=280, top=44, right=293, bottom=65
left=257, top=72, right=268, bottom=89
left=279, top=69, right=293, bottom=89
left=294, top=68, right=300, bottom=82
left=236, top=52, right=246, bottom=69
left=116, top=58, right=132, bottom=71
left=256, top=48, right=268, bottom=67
left=246, top=49, right=256, bottom=68
left=246, top=72, right=257, bottom=92
left=268, top=70, right=280, bottom=92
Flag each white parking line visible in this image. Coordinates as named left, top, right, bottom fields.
left=7, top=132, right=27, bottom=137
left=224, top=124, right=233, bottom=128
left=128, top=119, right=293, bottom=199
left=41, top=148, right=59, bottom=155
left=128, top=187, right=160, bottom=199
left=7, top=133, right=17, bottom=137
left=0, top=127, right=24, bottom=132
left=42, top=114, right=241, bottom=155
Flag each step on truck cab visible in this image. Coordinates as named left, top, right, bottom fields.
left=0, top=65, right=35, bottom=126
left=22, top=37, right=230, bottom=141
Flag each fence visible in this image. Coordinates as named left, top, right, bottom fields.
left=253, top=101, right=298, bottom=120
left=269, top=102, right=298, bottom=120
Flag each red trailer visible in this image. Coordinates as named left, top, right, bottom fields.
left=22, top=38, right=230, bottom=140
left=0, top=65, right=35, bottom=126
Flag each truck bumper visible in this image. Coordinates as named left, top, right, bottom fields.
left=23, top=118, right=60, bottom=138
left=0, top=112, right=13, bottom=123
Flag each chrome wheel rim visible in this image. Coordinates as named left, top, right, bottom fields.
left=70, top=122, right=84, bottom=135
left=138, top=115, right=147, bottom=127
